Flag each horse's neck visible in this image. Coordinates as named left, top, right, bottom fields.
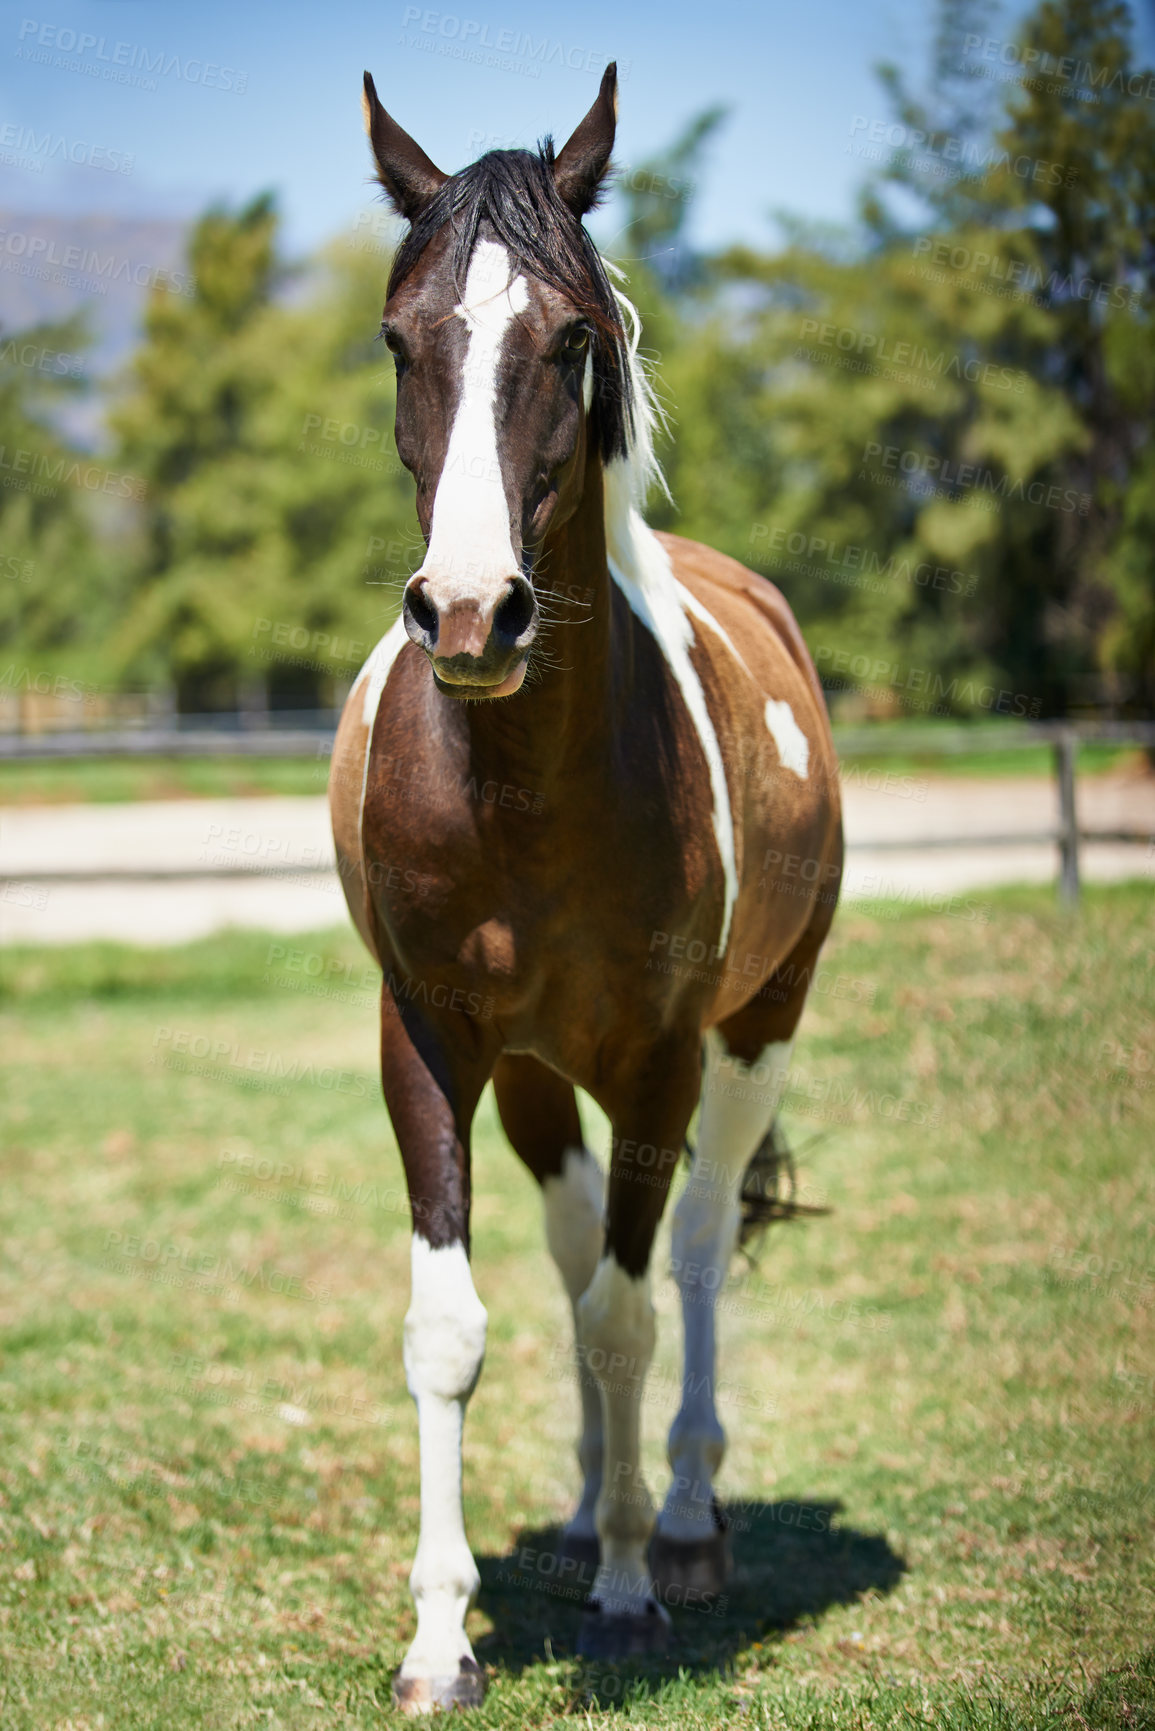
left=462, top=455, right=617, bottom=783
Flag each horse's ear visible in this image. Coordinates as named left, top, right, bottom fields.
left=552, top=62, right=618, bottom=216
left=362, top=71, right=448, bottom=221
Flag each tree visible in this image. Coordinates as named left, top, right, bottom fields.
left=0, top=312, right=106, bottom=682
left=645, top=0, right=1155, bottom=716
left=110, top=195, right=419, bottom=711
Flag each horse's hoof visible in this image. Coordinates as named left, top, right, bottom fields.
left=391, top=1657, right=487, bottom=1714
left=650, top=1501, right=733, bottom=1597
left=577, top=1596, right=671, bottom=1659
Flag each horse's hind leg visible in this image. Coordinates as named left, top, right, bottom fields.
left=654, top=921, right=831, bottom=1593
left=492, top=1055, right=605, bottom=1573
left=572, top=1032, right=702, bottom=1659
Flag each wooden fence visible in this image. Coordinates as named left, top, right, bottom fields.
left=2, top=717, right=1153, bottom=907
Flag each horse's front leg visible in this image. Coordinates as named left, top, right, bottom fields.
left=575, top=1033, right=700, bottom=1658
left=380, top=984, right=497, bottom=1715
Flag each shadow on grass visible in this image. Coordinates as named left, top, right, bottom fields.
left=473, top=1497, right=906, bottom=1688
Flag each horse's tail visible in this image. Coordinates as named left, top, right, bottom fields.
left=681, top=1120, right=831, bottom=1259
left=737, top=1119, right=824, bottom=1250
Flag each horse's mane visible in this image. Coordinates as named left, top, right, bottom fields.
left=386, top=144, right=666, bottom=516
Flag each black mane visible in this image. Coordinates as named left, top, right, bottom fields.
left=387, top=144, right=634, bottom=466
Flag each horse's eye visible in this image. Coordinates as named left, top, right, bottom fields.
left=559, top=325, right=591, bottom=365
left=378, top=324, right=409, bottom=368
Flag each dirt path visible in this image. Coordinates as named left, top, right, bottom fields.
left=2, top=775, right=1152, bottom=944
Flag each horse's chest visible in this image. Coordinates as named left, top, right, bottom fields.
left=370, top=790, right=687, bottom=1011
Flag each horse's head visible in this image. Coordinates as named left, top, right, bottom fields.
left=363, top=65, right=635, bottom=698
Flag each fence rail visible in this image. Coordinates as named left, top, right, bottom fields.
left=2, top=717, right=1152, bottom=906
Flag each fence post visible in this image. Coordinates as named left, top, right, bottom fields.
left=1054, top=729, right=1079, bottom=907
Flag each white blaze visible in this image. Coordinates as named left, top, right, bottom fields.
left=419, top=240, right=529, bottom=596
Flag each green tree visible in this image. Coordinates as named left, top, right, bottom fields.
left=650, top=0, right=1155, bottom=717
left=852, top=0, right=1155, bottom=710
left=111, top=196, right=417, bottom=711
left=0, top=313, right=104, bottom=677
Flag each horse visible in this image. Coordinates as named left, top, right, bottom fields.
left=328, top=62, right=843, bottom=1713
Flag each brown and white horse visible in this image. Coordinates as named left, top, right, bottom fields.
left=329, top=63, right=843, bottom=1712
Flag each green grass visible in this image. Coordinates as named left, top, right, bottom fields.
left=0, top=754, right=334, bottom=805
left=1, top=885, right=1153, bottom=1726
left=0, top=734, right=1142, bottom=805
left=837, top=741, right=1140, bottom=779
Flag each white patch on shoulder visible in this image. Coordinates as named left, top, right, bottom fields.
left=603, top=462, right=738, bottom=950
left=351, top=616, right=410, bottom=838
left=764, top=697, right=810, bottom=780
left=678, top=583, right=750, bottom=676
left=418, top=240, right=529, bottom=595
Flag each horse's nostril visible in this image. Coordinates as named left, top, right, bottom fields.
left=493, top=576, right=537, bottom=648
left=404, top=581, right=439, bottom=648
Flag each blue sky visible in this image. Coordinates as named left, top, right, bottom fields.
left=2, top=0, right=1154, bottom=260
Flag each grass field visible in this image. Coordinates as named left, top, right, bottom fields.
left=0, top=736, right=1143, bottom=804
left=1, top=885, right=1153, bottom=1727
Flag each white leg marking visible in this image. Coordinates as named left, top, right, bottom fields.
left=576, top=1256, right=668, bottom=1622
left=542, top=1147, right=605, bottom=1542
left=399, top=1238, right=488, bottom=1682
left=764, top=698, right=810, bottom=779
left=661, top=1030, right=793, bottom=1542
left=418, top=240, right=529, bottom=595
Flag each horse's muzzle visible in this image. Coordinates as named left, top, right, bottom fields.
left=403, top=572, right=537, bottom=697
